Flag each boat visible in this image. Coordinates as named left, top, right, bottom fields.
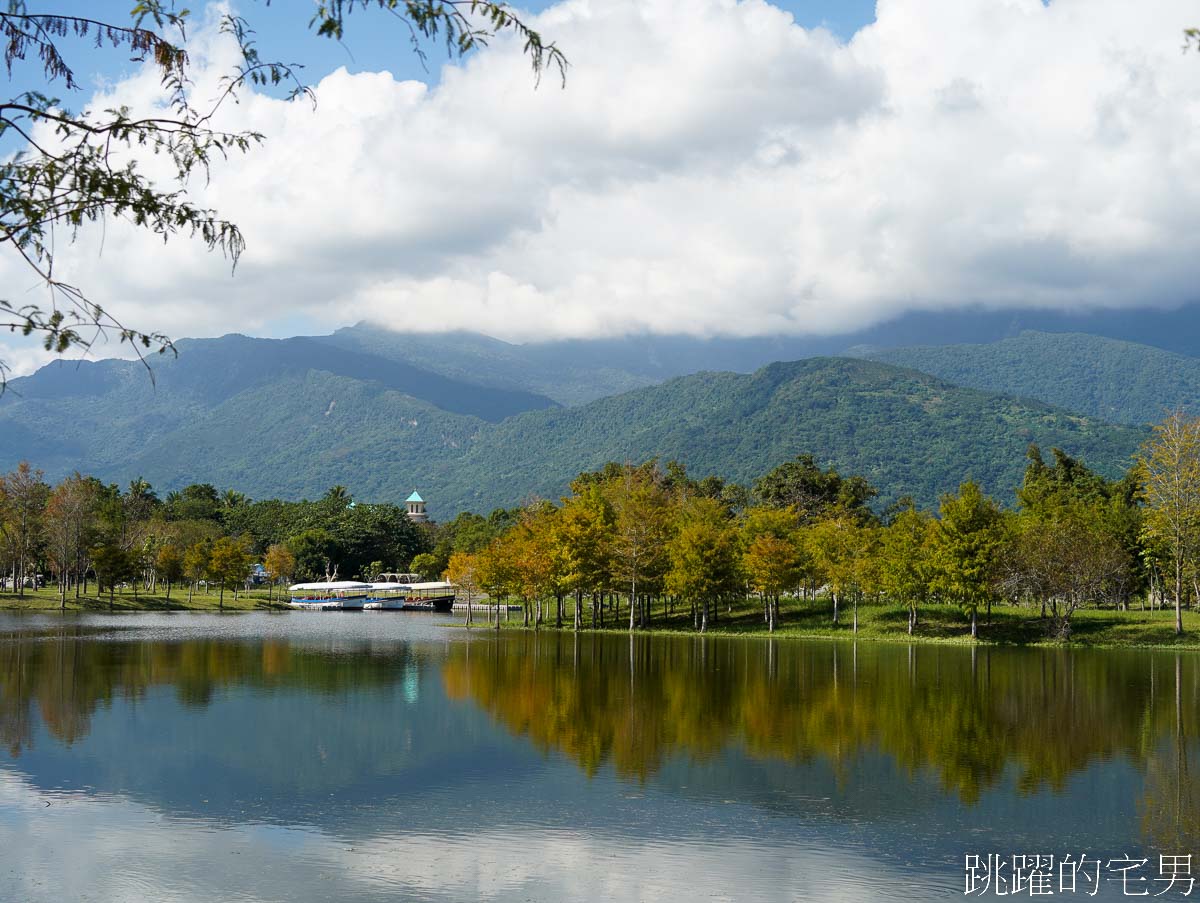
left=364, top=580, right=456, bottom=612
left=288, top=581, right=372, bottom=610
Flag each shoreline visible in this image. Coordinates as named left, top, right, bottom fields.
left=5, top=590, right=1200, bottom=652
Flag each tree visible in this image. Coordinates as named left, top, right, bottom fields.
left=754, top=454, right=876, bottom=523
left=666, top=497, right=742, bottom=633
left=91, top=542, right=133, bottom=609
left=287, top=529, right=338, bottom=582
left=554, top=485, right=613, bottom=630
left=741, top=506, right=805, bottom=632
left=607, top=466, right=672, bottom=631
left=0, top=3, right=565, bottom=378
left=933, top=481, right=1004, bottom=639
left=44, top=473, right=97, bottom=608
left=878, top=503, right=937, bottom=634
left=0, top=461, right=49, bottom=597
left=1137, top=412, right=1200, bottom=636
left=262, top=543, right=295, bottom=601
left=475, top=537, right=518, bottom=630
left=409, top=552, right=440, bottom=580
left=155, top=544, right=183, bottom=602
left=806, top=513, right=875, bottom=632
left=182, top=540, right=210, bottom=604
left=207, top=535, right=251, bottom=609
left=445, top=551, right=479, bottom=626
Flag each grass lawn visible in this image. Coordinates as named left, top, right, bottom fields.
left=0, top=584, right=291, bottom=613
left=6, top=585, right=1200, bottom=650
left=482, top=595, right=1200, bottom=650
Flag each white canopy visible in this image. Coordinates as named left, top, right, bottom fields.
left=409, top=582, right=455, bottom=591
left=289, top=581, right=372, bottom=592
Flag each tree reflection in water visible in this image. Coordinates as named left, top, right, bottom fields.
left=1, top=624, right=1197, bottom=850
left=443, top=631, right=1200, bottom=845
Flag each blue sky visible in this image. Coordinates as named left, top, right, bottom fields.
left=5, top=0, right=1199, bottom=371
left=34, top=1, right=879, bottom=95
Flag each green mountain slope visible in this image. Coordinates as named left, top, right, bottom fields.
left=426, top=358, right=1146, bottom=513
left=0, top=334, right=556, bottom=479
left=865, top=331, right=1200, bottom=425
left=4, top=347, right=1144, bottom=515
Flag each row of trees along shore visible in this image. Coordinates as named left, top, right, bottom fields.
left=7, top=477, right=427, bottom=610
left=443, top=411, right=1200, bottom=639
left=2, top=411, right=1198, bottom=636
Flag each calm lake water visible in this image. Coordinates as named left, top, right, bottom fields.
left=0, top=612, right=1196, bottom=902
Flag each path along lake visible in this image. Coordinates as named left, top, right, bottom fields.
left=0, top=612, right=1196, bottom=901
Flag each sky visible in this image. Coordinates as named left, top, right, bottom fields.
left=3, top=0, right=1199, bottom=373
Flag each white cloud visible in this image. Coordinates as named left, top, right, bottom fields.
left=4, top=0, right=1200, bottom=371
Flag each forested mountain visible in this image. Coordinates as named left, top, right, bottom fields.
left=865, top=331, right=1200, bottom=425
left=319, top=309, right=1200, bottom=408
left=425, top=358, right=1145, bottom=513
left=0, top=334, right=556, bottom=480
left=0, top=341, right=1145, bottom=514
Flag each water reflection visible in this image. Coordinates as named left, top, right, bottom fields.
left=447, top=633, right=1192, bottom=800
left=0, top=616, right=1197, bottom=901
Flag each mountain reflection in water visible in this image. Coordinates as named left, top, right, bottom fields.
left=0, top=613, right=1196, bottom=901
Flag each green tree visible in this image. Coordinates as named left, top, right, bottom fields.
left=91, top=542, right=133, bottom=610
left=666, top=497, right=742, bottom=633
left=607, top=466, right=673, bottom=631
left=554, top=485, right=614, bottom=630
left=878, top=504, right=937, bottom=634
left=409, top=552, right=440, bottom=580
left=287, top=529, right=339, bottom=582
left=741, top=506, right=805, bottom=632
left=754, top=454, right=876, bottom=523
left=933, top=481, right=1004, bottom=639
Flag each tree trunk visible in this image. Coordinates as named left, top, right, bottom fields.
left=219, top=579, right=225, bottom=611
left=165, top=581, right=171, bottom=602
left=629, top=576, right=637, bottom=632
left=853, top=591, right=859, bottom=634
left=832, top=592, right=839, bottom=626
left=1175, top=558, right=1184, bottom=635
left=970, top=607, right=978, bottom=638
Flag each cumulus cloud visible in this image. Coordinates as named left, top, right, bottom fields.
left=4, top=0, right=1200, bottom=370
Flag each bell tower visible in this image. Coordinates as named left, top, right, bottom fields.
left=405, top=491, right=428, bottom=523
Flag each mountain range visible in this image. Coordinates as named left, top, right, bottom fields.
left=0, top=326, right=1165, bottom=516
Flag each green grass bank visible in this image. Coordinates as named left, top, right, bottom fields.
left=6, top=587, right=1200, bottom=651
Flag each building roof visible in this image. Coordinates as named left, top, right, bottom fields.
left=407, top=491, right=424, bottom=503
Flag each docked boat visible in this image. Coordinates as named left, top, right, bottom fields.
left=288, top=581, right=372, bottom=610
left=364, top=580, right=456, bottom=612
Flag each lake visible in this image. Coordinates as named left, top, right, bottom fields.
left=1, top=612, right=1196, bottom=901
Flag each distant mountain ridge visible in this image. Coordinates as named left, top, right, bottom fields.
left=864, top=331, right=1200, bottom=425
left=0, top=336, right=1146, bottom=514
